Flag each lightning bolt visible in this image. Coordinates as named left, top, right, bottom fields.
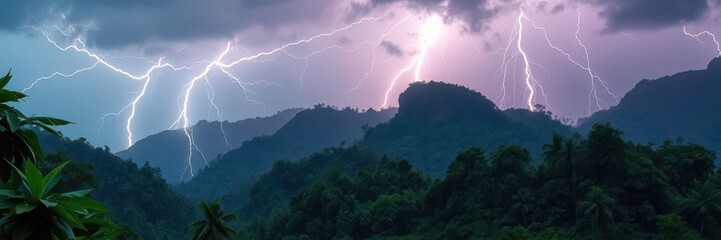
left=499, top=8, right=617, bottom=115
left=166, top=11, right=397, bottom=181
left=493, top=10, right=544, bottom=111
left=382, top=15, right=443, bottom=108
left=345, top=15, right=413, bottom=105
left=683, top=26, right=721, bottom=56
left=26, top=26, right=208, bottom=148
left=516, top=10, right=536, bottom=110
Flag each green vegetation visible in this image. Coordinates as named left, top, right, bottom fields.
left=188, top=200, right=238, bottom=240
left=0, top=161, right=120, bottom=239
left=361, top=81, right=570, bottom=176
left=0, top=70, right=118, bottom=239
left=244, top=123, right=720, bottom=239
left=579, top=57, right=721, bottom=165
left=40, top=137, right=196, bottom=240
left=177, top=106, right=396, bottom=202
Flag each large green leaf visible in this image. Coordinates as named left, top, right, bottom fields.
left=0, top=90, right=25, bottom=103
left=17, top=129, right=43, bottom=160
left=28, top=116, right=72, bottom=126
left=23, top=161, right=45, bottom=200
left=52, top=217, right=76, bottom=240
left=0, top=189, right=22, bottom=198
left=2, top=109, right=21, bottom=132
left=58, top=188, right=93, bottom=198
left=40, top=199, right=58, bottom=208
left=56, top=196, right=108, bottom=212
left=43, top=161, right=70, bottom=196
left=52, top=206, right=86, bottom=230
left=0, top=70, right=11, bottom=89
left=15, top=203, right=35, bottom=214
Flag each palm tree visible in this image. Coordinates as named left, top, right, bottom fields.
left=541, top=134, right=564, bottom=174
left=580, top=186, right=615, bottom=240
left=542, top=134, right=582, bottom=224
left=510, top=188, right=535, bottom=226
left=560, top=138, right=581, bottom=224
left=188, top=199, right=238, bottom=240
left=681, top=181, right=721, bottom=235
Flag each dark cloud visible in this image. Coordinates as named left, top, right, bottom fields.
left=349, top=0, right=502, bottom=33
left=584, top=0, right=711, bottom=32
left=380, top=40, right=404, bottom=57
left=0, top=0, right=338, bottom=49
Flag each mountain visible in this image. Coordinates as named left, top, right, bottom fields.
left=360, top=81, right=571, bottom=176
left=176, top=105, right=397, bottom=201
left=117, top=108, right=303, bottom=183
left=579, top=57, right=721, bottom=159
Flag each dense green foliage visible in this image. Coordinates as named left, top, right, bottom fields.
left=0, top=70, right=72, bottom=182
left=230, top=146, right=383, bottom=223
left=117, top=108, right=303, bottom=183
left=178, top=106, right=396, bottom=202
left=40, top=136, right=196, bottom=240
left=0, top=70, right=118, bottom=239
left=0, top=161, right=120, bottom=239
left=361, top=81, right=570, bottom=176
left=244, top=123, right=720, bottom=239
left=579, top=57, right=721, bottom=164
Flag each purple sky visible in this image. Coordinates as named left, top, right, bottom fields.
left=0, top=0, right=720, bottom=151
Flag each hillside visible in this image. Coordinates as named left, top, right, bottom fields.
left=39, top=134, right=195, bottom=240
left=176, top=106, right=397, bottom=201
left=361, top=81, right=571, bottom=176
left=117, top=108, right=303, bottom=183
left=579, top=57, right=721, bottom=159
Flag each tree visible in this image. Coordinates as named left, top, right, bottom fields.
left=580, top=186, right=615, bottom=239
left=586, top=123, right=625, bottom=185
left=681, top=180, right=721, bottom=235
left=510, top=188, right=535, bottom=226
left=560, top=137, right=582, bottom=224
left=188, top=199, right=238, bottom=240
left=0, top=161, right=120, bottom=239
left=656, top=213, right=694, bottom=240
left=0, top=70, right=71, bottom=183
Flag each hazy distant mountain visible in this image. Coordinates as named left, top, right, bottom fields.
left=116, top=108, right=303, bottom=183
left=579, top=57, right=721, bottom=159
left=176, top=106, right=397, bottom=201
left=361, top=81, right=571, bottom=176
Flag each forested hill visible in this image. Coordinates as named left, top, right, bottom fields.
left=117, top=108, right=303, bottom=183
left=39, top=133, right=195, bottom=240
left=361, top=81, right=571, bottom=176
left=579, top=57, right=721, bottom=160
left=176, top=106, right=397, bottom=201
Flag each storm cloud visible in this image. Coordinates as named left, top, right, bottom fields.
left=0, top=0, right=339, bottom=49
left=583, top=0, right=712, bottom=32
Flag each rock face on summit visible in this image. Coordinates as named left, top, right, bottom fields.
left=579, top=57, right=721, bottom=160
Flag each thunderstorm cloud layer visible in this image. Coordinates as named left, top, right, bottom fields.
left=1, top=0, right=720, bottom=152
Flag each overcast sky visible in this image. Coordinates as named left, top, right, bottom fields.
left=1, top=0, right=720, bottom=151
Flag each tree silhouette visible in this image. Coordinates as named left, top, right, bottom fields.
left=188, top=199, right=238, bottom=240
left=580, top=186, right=615, bottom=239
left=681, top=181, right=721, bottom=235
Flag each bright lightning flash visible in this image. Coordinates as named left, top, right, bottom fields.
left=382, top=15, right=443, bottom=108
